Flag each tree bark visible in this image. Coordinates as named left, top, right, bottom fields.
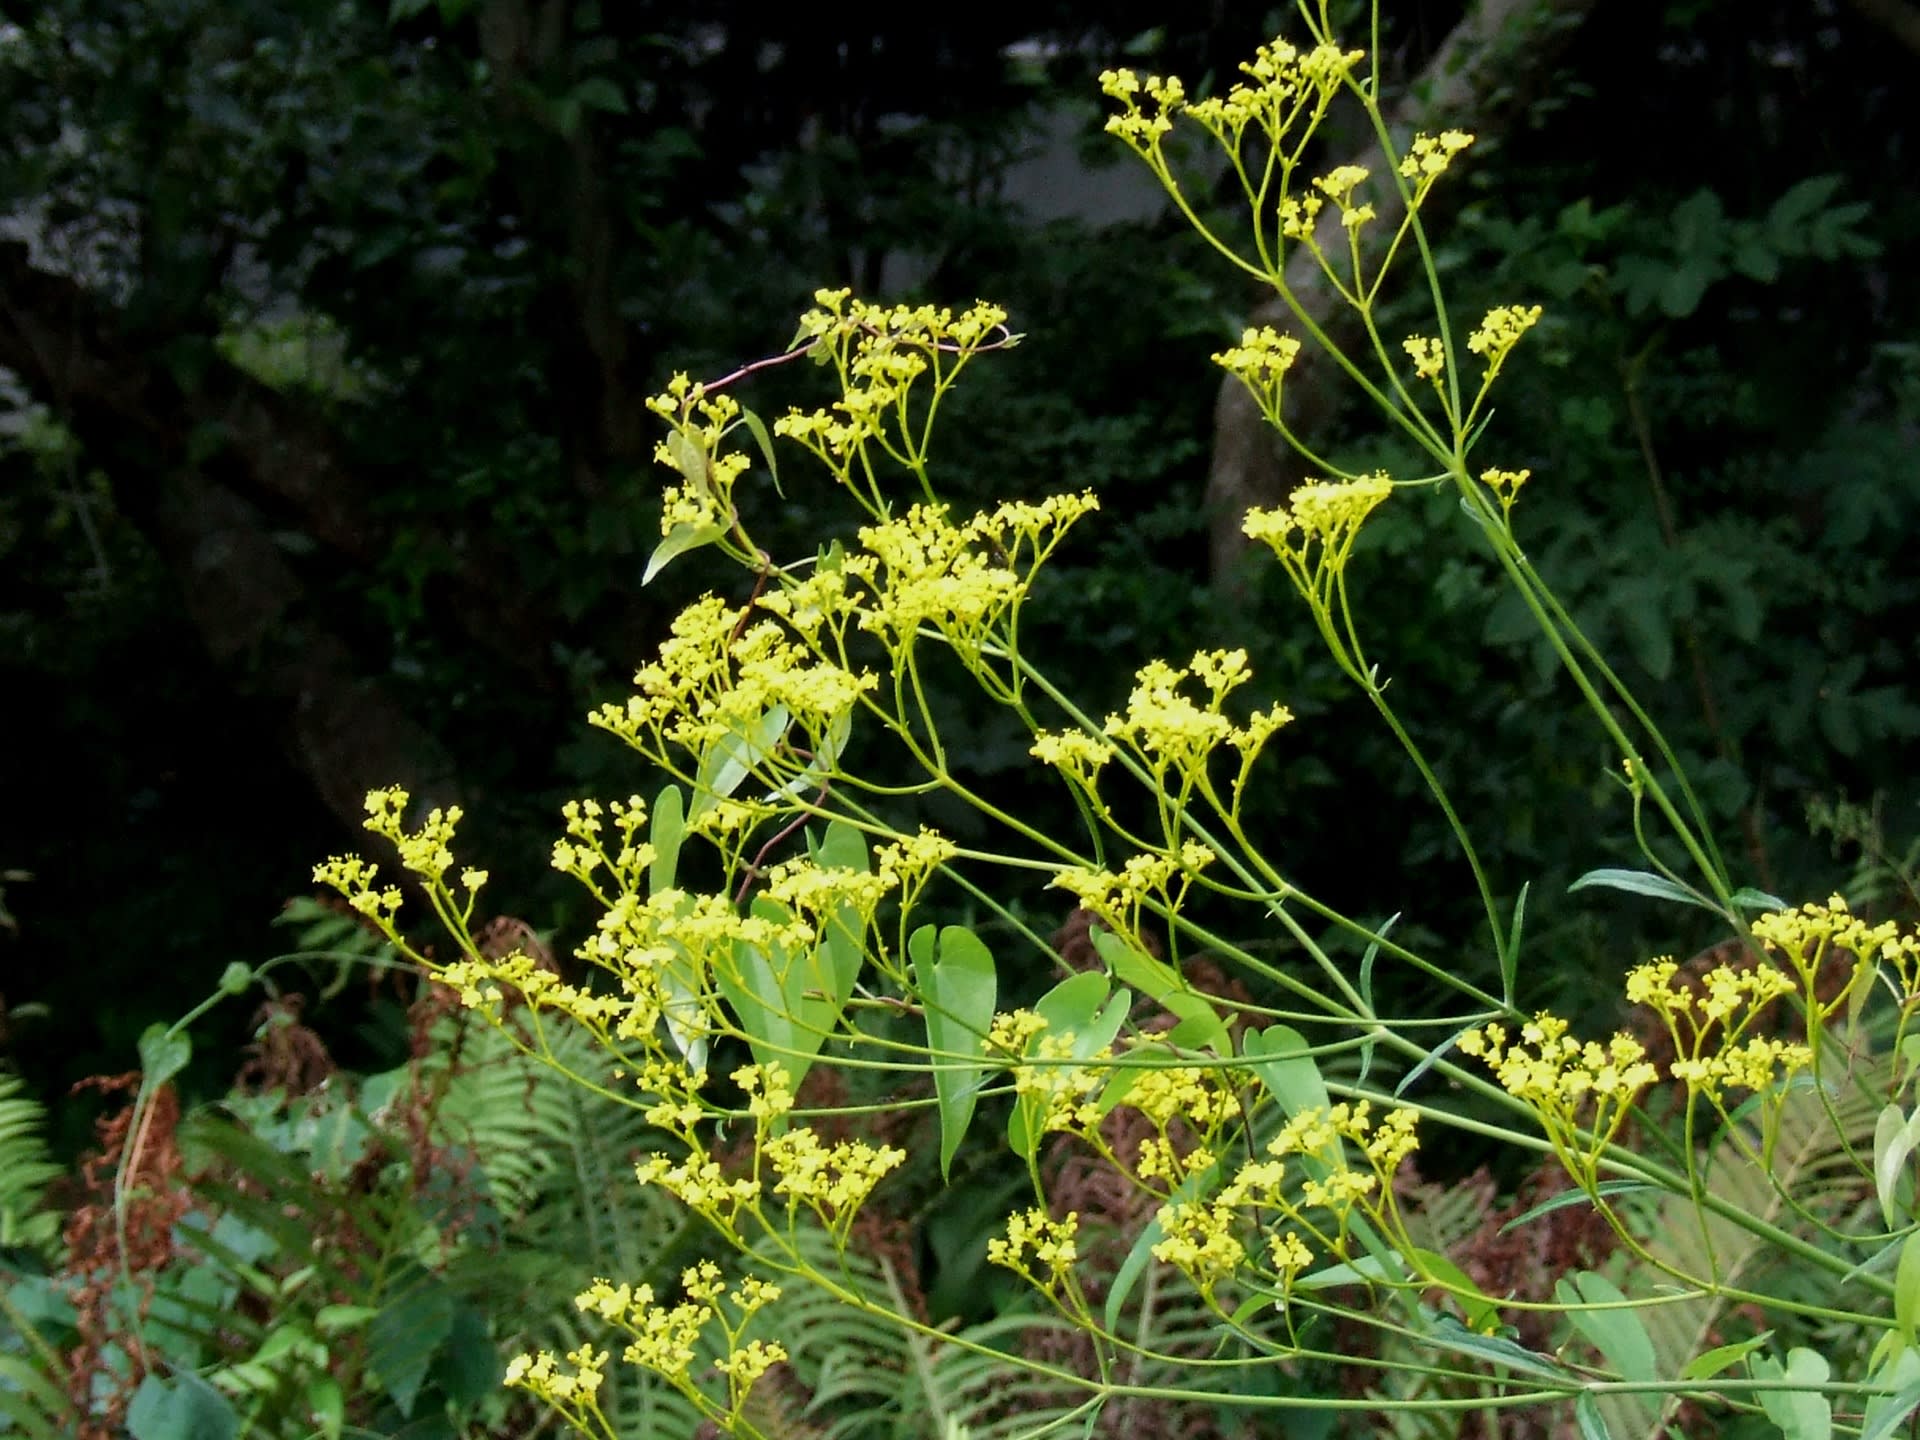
left=0, top=241, right=556, bottom=686
left=0, top=241, right=497, bottom=830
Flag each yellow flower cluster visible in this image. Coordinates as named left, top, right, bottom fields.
left=566, top=1264, right=789, bottom=1417
left=1279, top=191, right=1323, bottom=243
left=311, top=852, right=402, bottom=927
left=1153, top=1200, right=1251, bottom=1295
left=646, top=372, right=753, bottom=536
left=1029, top=728, right=1117, bottom=796
left=1122, top=1061, right=1244, bottom=1187
left=442, top=950, right=644, bottom=1033
left=987, top=1207, right=1081, bottom=1294
left=732, top=1061, right=795, bottom=1123
left=1243, top=474, right=1395, bottom=612
left=1397, top=130, right=1474, bottom=203
left=845, top=503, right=1020, bottom=652
left=545, top=882, right=808, bottom=1062
left=1151, top=1101, right=1418, bottom=1301
left=314, top=787, right=464, bottom=899
left=843, top=494, right=1101, bottom=661
left=1101, top=37, right=1361, bottom=155
left=1402, top=335, right=1446, bottom=382
left=717, top=1340, right=787, bottom=1388
left=873, top=826, right=958, bottom=915
left=1097, top=66, right=1182, bottom=147
left=1479, top=466, right=1531, bottom=519
left=1466, top=304, right=1544, bottom=377
left=549, top=795, right=655, bottom=897
left=1007, top=1029, right=1113, bottom=1136
left=634, top=1151, right=761, bottom=1234
left=761, top=855, right=893, bottom=930
left=1459, top=1015, right=1656, bottom=1170
left=773, top=287, right=1010, bottom=477
left=1127, top=1062, right=1241, bottom=1132
left=592, top=592, right=877, bottom=771
left=1627, top=954, right=1812, bottom=1106
left=637, top=1058, right=709, bottom=1130
left=504, top=1345, right=608, bottom=1420
left=1214, top=325, right=1304, bottom=427
left=763, top=1126, right=907, bottom=1241
left=1315, top=164, right=1376, bottom=233
left=1049, top=843, right=1216, bottom=938
left=1101, top=649, right=1294, bottom=796
left=1750, top=894, right=1916, bottom=1012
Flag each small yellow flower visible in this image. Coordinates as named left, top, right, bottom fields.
left=1403, top=336, right=1446, bottom=381
left=1398, top=130, right=1474, bottom=202
left=1466, top=304, right=1544, bottom=377
left=1152, top=1200, right=1246, bottom=1295
left=988, top=1207, right=1080, bottom=1289
left=1214, top=326, right=1302, bottom=395
left=718, top=1338, right=788, bottom=1388
left=988, top=1009, right=1049, bottom=1057
left=1480, top=467, right=1532, bottom=518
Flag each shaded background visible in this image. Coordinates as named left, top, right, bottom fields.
left=3, top=0, right=1918, bottom=1153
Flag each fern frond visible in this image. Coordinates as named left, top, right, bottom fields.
left=909, top=1313, right=1097, bottom=1440
left=0, top=1072, right=60, bottom=1259
left=0, top=1352, right=76, bottom=1440
left=1623, top=1067, right=1885, bottom=1440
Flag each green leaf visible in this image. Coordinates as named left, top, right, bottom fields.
left=911, top=925, right=997, bottom=1181
left=740, top=407, right=782, bottom=497
left=1752, top=1349, right=1833, bottom=1440
left=1574, top=1391, right=1612, bottom=1440
left=1862, top=1346, right=1920, bottom=1440
left=692, top=705, right=790, bottom=817
left=569, top=76, right=627, bottom=114
left=643, top=520, right=725, bottom=584
left=1683, top=1332, right=1773, bottom=1381
left=306, top=1376, right=345, bottom=1440
left=1897, top=1232, right=1920, bottom=1346
left=1242, top=1025, right=1329, bottom=1118
left=1007, top=973, right=1129, bottom=1162
left=138, top=1025, right=192, bottom=1087
left=1410, top=1313, right=1570, bottom=1382
left=1089, top=928, right=1229, bottom=1055
left=314, top=1303, right=381, bottom=1335
left=127, top=1373, right=238, bottom=1440
left=1558, top=1271, right=1655, bottom=1380
left=1569, top=868, right=1717, bottom=913
left=650, top=784, right=685, bottom=894
left=1394, top=1028, right=1462, bottom=1099
left=719, top=885, right=860, bottom=1091
left=1731, top=887, right=1789, bottom=913
left=1501, top=1180, right=1657, bottom=1232
left=1409, top=1247, right=1501, bottom=1333
left=1659, top=264, right=1712, bottom=320
left=432, top=1303, right=500, bottom=1408
left=368, top=1276, right=455, bottom=1418
left=663, top=430, right=708, bottom=490
left=1293, top=1252, right=1403, bottom=1291
left=1874, top=1104, right=1920, bottom=1228
left=1502, top=882, right=1528, bottom=1004
left=1613, top=576, right=1675, bottom=674
left=1768, top=174, right=1844, bottom=236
